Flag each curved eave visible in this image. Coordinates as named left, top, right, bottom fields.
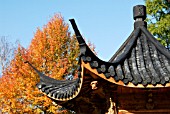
left=82, top=61, right=170, bottom=88
left=38, top=68, right=84, bottom=101
left=37, top=64, right=84, bottom=101
left=26, top=60, right=84, bottom=102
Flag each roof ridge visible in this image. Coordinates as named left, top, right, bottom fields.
left=140, top=26, right=170, bottom=60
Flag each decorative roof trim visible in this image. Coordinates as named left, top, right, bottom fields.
left=82, top=61, right=170, bottom=88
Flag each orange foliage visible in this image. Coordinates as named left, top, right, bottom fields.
left=0, top=14, right=95, bottom=113
left=0, top=14, right=79, bottom=113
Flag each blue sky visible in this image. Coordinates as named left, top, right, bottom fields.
left=0, top=0, right=144, bottom=61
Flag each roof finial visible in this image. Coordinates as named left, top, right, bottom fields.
left=133, top=5, right=146, bottom=21
left=133, top=5, right=147, bottom=28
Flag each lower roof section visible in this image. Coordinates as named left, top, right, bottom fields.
left=82, top=61, right=170, bottom=88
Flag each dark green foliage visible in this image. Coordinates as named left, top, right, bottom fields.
left=145, top=0, right=170, bottom=49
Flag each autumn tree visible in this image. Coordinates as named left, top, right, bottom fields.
left=0, top=14, right=95, bottom=113
left=145, top=0, right=170, bottom=49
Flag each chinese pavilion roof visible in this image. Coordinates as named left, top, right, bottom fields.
left=27, top=5, right=170, bottom=103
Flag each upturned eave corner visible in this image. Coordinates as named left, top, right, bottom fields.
left=25, top=58, right=84, bottom=102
